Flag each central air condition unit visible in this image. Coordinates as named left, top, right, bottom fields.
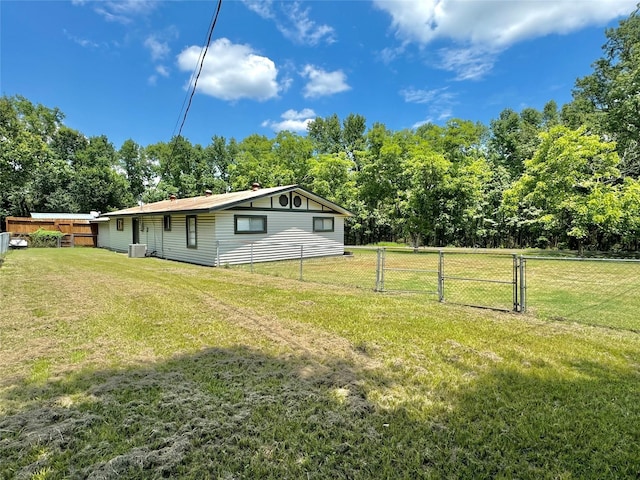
left=128, top=244, right=147, bottom=258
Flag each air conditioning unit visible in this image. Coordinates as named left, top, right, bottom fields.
left=128, top=244, right=147, bottom=258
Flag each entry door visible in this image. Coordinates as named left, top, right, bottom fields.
left=132, top=218, right=140, bottom=244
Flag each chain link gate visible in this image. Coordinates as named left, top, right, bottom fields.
left=376, top=249, right=526, bottom=312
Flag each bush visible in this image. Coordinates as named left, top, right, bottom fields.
left=29, top=228, right=64, bottom=248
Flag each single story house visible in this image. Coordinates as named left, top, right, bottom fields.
left=99, top=184, right=353, bottom=266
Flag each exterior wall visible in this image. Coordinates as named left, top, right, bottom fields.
left=215, top=210, right=345, bottom=265
left=97, top=222, right=110, bottom=248
left=104, top=214, right=217, bottom=266
left=108, top=217, right=134, bottom=252
left=138, top=216, right=163, bottom=256
left=160, top=214, right=217, bottom=266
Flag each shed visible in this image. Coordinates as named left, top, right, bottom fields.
left=101, top=185, right=353, bottom=266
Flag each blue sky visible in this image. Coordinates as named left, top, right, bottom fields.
left=1, top=0, right=637, bottom=149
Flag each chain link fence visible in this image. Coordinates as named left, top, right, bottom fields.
left=226, top=243, right=377, bottom=290
left=523, top=256, right=640, bottom=331
left=223, top=243, right=637, bottom=331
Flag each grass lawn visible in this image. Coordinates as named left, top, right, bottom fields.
left=236, top=247, right=640, bottom=330
left=1, top=248, right=639, bottom=478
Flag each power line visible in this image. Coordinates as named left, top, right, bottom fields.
left=169, top=0, right=223, bottom=152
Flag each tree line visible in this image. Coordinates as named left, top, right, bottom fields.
left=2, top=7, right=639, bottom=251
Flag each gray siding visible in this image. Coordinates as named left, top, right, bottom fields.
left=100, top=189, right=347, bottom=267
left=215, top=210, right=344, bottom=265
left=109, top=217, right=134, bottom=252
left=97, top=222, right=110, bottom=248
left=161, top=214, right=217, bottom=266
left=133, top=216, right=160, bottom=256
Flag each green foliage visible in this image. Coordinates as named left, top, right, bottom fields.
left=3, top=6, right=640, bottom=251
left=572, top=6, right=640, bottom=177
left=29, top=228, right=64, bottom=248
left=501, top=126, right=622, bottom=250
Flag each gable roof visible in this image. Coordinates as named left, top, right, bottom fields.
left=103, top=185, right=353, bottom=217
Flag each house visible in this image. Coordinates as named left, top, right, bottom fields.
left=99, top=184, right=353, bottom=266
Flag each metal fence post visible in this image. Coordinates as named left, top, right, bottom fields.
left=438, top=250, right=444, bottom=302
left=375, top=247, right=387, bottom=292
left=300, top=244, right=304, bottom=281
left=379, top=248, right=386, bottom=291
left=250, top=243, right=254, bottom=273
left=513, top=254, right=519, bottom=312
left=519, top=255, right=526, bottom=313
left=375, top=248, right=381, bottom=291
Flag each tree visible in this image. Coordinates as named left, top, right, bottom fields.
left=489, top=108, right=543, bottom=180
left=200, top=135, right=236, bottom=193
left=119, top=139, right=152, bottom=201
left=0, top=96, right=63, bottom=220
left=307, top=114, right=343, bottom=155
left=272, top=131, right=313, bottom=185
left=501, top=126, right=621, bottom=250
left=572, top=6, right=640, bottom=177
left=70, top=136, right=133, bottom=212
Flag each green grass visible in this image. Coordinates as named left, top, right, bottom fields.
left=1, top=248, right=640, bottom=478
left=237, top=248, right=640, bottom=330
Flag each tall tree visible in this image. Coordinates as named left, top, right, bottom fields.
left=501, top=126, right=621, bottom=250
left=307, top=114, right=342, bottom=155
left=489, top=108, right=543, bottom=180
left=119, top=139, right=152, bottom=201
left=0, top=96, right=63, bottom=219
left=70, top=136, right=132, bottom=212
left=572, top=6, right=640, bottom=177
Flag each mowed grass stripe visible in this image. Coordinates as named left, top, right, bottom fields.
left=1, top=248, right=639, bottom=479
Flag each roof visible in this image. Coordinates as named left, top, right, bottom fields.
left=30, top=213, right=99, bottom=220
left=103, top=185, right=353, bottom=217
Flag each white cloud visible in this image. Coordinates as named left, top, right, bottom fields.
left=156, top=65, right=169, bottom=77
left=177, top=38, right=280, bottom=102
left=144, top=35, right=170, bottom=61
left=300, top=65, right=350, bottom=99
left=63, top=29, right=102, bottom=49
left=401, top=86, right=457, bottom=124
left=93, top=0, right=158, bottom=24
left=262, top=108, right=317, bottom=132
left=438, top=46, right=498, bottom=81
left=374, top=0, right=637, bottom=78
left=401, top=87, right=442, bottom=104
left=242, top=0, right=275, bottom=19
left=242, top=0, right=335, bottom=45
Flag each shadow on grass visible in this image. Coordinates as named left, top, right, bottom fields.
left=1, top=346, right=639, bottom=479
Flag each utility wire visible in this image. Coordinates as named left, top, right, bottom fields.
left=169, top=0, right=223, bottom=157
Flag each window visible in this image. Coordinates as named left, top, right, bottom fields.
left=163, top=215, right=172, bottom=231
left=116, top=218, right=124, bottom=231
left=234, top=215, right=267, bottom=234
left=278, top=194, right=289, bottom=207
left=313, top=217, right=334, bottom=232
left=186, top=215, right=197, bottom=248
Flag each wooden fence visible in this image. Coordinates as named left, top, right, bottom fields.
left=5, top=217, right=98, bottom=247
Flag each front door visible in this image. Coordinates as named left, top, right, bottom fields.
left=132, top=218, right=140, bottom=244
